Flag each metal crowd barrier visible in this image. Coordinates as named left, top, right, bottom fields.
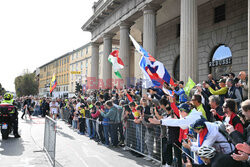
left=125, top=119, right=162, bottom=163
left=43, top=116, right=57, bottom=167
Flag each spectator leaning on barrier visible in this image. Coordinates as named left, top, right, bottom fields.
left=101, top=100, right=119, bottom=147
left=183, top=118, right=235, bottom=165
left=155, top=98, right=182, bottom=167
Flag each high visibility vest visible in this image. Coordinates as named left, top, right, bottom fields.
left=1, top=99, right=14, bottom=105
left=1, top=100, right=15, bottom=114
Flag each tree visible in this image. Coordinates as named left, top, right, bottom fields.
left=0, top=83, right=6, bottom=96
left=14, top=71, right=38, bottom=97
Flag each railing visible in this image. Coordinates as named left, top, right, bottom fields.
left=43, top=116, right=57, bottom=167
left=125, top=119, right=162, bottom=163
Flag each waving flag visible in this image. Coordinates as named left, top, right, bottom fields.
left=108, top=50, right=124, bottom=79
left=129, top=35, right=176, bottom=88
left=184, top=77, right=196, bottom=96
left=50, top=73, right=57, bottom=93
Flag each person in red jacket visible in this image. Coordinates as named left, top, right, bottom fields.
left=211, top=99, right=244, bottom=134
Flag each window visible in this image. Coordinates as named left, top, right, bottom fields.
left=176, top=24, right=180, bottom=38
left=76, top=63, right=78, bottom=71
left=67, top=74, right=69, bottom=82
left=209, top=45, right=232, bottom=79
left=81, top=50, right=83, bottom=57
left=67, top=57, right=69, bottom=63
left=64, top=58, right=66, bottom=64
left=214, top=4, right=225, bottom=23
left=173, top=56, right=180, bottom=81
left=86, top=47, right=88, bottom=54
left=76, top=52, right=78, bottom=59
left=81, top=62, right=83, bottom=71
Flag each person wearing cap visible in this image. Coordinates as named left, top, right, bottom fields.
left=205, top=78, right=228, bottom=106
left=183, top=118, right=235, bottom=165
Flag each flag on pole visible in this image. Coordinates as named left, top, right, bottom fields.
left=183, top=77, right=196, bottom=96
left=129, top=35, right=176, bottom=87
left=108, top=50, right=124, bottom=79
left=50, top=73, right=57, bottom=93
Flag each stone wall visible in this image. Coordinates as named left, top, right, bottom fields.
left=156, top=0, right=248, bottom=82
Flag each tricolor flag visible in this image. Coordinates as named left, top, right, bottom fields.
left=108, top=50, right=124, bottom=79
left=50, top=73, right=57, bottom=93
left=129, top=35, right=176, bottom=88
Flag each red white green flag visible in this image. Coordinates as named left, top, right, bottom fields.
left=108, top=50, right=124, bottom=79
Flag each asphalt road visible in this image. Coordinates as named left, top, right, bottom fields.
left=0, top=113, right=159, bottom=167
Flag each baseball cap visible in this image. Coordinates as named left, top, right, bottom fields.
left=190, top=118, right=206, bottom=130
left=178, top=103, right=191, bottom=113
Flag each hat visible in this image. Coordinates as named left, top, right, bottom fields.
left=218, top=79, right=226, bottom=83
left=190, top=118, right=206, bottom=130
left=178, top=103, right=191, bottom=113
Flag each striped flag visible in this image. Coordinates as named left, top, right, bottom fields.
left=108, top=50, right=124, bottom=78
left=50, top=73, right=57, bottom=93
left=129, top=35, right=176, bottom=88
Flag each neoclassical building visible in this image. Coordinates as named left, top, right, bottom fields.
left=82, top=0, right=250, bottom=97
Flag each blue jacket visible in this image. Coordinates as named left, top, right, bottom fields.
left=174, top=88, right=188, bottom=103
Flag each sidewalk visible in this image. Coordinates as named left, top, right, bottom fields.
left=55, top=120, right=159, bottom=167
left=0, top=114, right=50, bottom=167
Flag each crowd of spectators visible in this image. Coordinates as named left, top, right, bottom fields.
left=12, top=71, right=250, bottom=167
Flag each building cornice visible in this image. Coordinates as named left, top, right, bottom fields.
left=81, top=0, right=122, bottom=32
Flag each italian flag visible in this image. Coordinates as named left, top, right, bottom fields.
left=108, top=50, right=124, bottom=78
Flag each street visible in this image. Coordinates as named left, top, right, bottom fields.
left=0, top=113, right=158, bottom=167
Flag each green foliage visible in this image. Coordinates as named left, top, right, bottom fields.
left=0, top=83, right=6, bottom=96
left=14, top=72, right=38, bottom=97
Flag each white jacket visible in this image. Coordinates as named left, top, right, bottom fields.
left=191, top=122, right=234, bottom=154
left=161, top=109, right=202, bottom=129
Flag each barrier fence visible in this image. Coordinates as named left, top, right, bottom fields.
left=43, top=116, right=57, bottom=167
left=125, top=119, right=162, bottom=163
left=60, top=108, right=164, bottom=164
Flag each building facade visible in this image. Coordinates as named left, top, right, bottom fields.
left=82, top=0, right=250, bottom=97
left=68, top=43, right=92, bottom=97
left=39, top=53, right=70, bottom=97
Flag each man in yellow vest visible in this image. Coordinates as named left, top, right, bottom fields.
left=1, top=92, right=20, bottom=138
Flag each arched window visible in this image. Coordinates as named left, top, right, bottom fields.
left=173, top=56, right=180, bottom=81
left=209, top=45, right=232, bottom=80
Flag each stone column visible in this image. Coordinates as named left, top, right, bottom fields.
left=248, top=0, right=250, bottom=98
left=119, top=22, right=133, bottom=87
left=102, top=33, right=113, bottom=89
left=143, top=5, right=158, bottom=58
left=90, top=42, right=99, bottom=89
left=180, top=0, right=198, bottom=84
